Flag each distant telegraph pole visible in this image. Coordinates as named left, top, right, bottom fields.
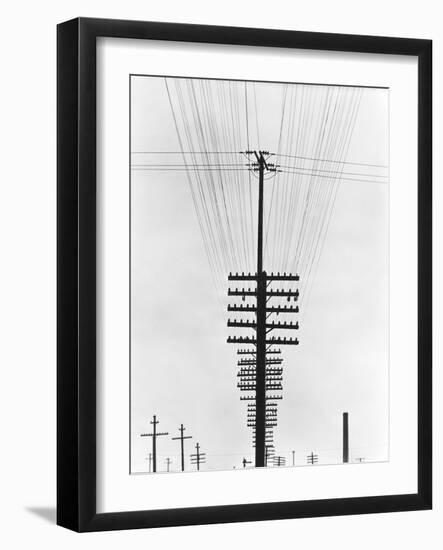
left=140, top=415, right=169, bottom=473
left=343, top=412, right=349, bottom=463
left=292, top=450, right=296, bottom=466
left=165, top=457, right=172, bottom=472
left=145, top=453, right=152, bottom=473
left=171, top=423, right=193, bottom=472
left=274, top=456, right=286, bottom=467
left=190, top=442, right=206, bottom=471
left=307, top=452, right=318, bottom=465
left=242, top=457, right=252, bottom=468
left=265, top=444, right=275, bottom=466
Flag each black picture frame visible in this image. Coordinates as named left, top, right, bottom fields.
left=57, top=17, right=432, bottom=532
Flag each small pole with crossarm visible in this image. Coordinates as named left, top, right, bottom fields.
left=171, top=423, right=193, bottom=472
left=274, top=455, right=286, bottom=467
left=140, top=414, right=169, bottom=473
left=307, top=452, right=319, bottom=465
left=190, top=442, right=206, bottom=471
left=144, top=453, right=152, bottom=473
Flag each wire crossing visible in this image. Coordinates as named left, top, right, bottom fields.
left=133, top=79, right=374, bottom=312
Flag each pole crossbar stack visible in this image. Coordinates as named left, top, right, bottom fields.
left=226, top=151, right=300, bottom=467
left=190, top=442, right=206, bottom=471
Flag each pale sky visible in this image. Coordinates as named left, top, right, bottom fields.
left=130, top=75, right=389, bottom=474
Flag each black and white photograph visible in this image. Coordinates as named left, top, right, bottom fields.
left=130, top=75, right=389, bottom=475
left=0, top=1, right=435, bottom=544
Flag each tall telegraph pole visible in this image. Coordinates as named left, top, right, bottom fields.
left=227, top=151, right=300, bottom=467
left=255, top=152, right=267, bottom=467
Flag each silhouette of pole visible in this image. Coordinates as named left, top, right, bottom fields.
left=307, top=452, right=318, bottom=465
left=140, top=415, right=169, bottom=473
left=255, top=151, right=267, bottom=468
left=190, top=442, right=206, bottom=471
left=171, top=423, right=192, bottom=472
left=226, top=151, right=299, bottom=466
left=343, top=412, right=349, bottom=463
left=145, top=453, right=152, bottom=473
left=165, top=457, right=172, bottom=472
left=274, top=456, right=286, bottom=467
left=265, top=444, right=274, bottom=466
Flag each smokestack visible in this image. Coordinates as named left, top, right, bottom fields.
left=343, top=412, right=349, bottom=463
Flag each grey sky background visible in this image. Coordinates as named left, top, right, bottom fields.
left=130, top=76, right=389, bottom=474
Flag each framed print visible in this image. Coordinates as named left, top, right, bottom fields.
left=57, top=17, right=432, bottom=531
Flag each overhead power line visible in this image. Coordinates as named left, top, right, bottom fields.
left=152, top=77, right=379, bottom=320
left=275, top=153, right=388, bottom=168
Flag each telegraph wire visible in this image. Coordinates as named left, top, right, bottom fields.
left=139, top=79, right=383, bottom=316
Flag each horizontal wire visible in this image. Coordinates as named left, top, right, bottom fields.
left=131, top=165, right=387, bottom=182
left=131, top=163, right=246, bottom=167
left=131, top=167, right=250, bottom=172
left=279, top=169, right=388, bottom=184
left=277, top=165, right=388, bottom=178
left=131, top=151, right=242, bottom=154
left=132, top=153, right=387, bottom=168
left=132, top=163, right=388, bottom=179
left=275, top=153, right=388, bottom=168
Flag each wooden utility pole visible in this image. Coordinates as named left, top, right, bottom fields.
left=145, top=453, right=153, bottom=473
left=274, top=455, right=286, bottom=467
left=227, top=151, right=300, bottom=468
left=307, top=452, right=319, bottom=465
left=255, top=152, right=267, bottom=468
left=265, top=445, right=275, bottom=466
left=140, top=415, right=168, bottom=473
left=165, top=457, right=172, bottom=472
left=190, top=442, right=206, bottom=471
left=171, top=423, right=192, bottom=472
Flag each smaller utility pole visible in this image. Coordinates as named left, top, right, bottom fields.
left=343, top=412, right=349, bottom=463
left=140, top=415, right=169, bottom=473
left=165, top=457, right=172, bottom=472
left=307, top=452, right=318, bottom=465
left=145, top=453, right=152, bottom=473
left=190, top=442, right=206, bottom=471
left=172, top=423, right=193, bottom=472
left=265, top=445, right=275, bottom=466
left=274, top=456, right=286, bottom=467
left=292, top=450, right=296, bottom=466
left=242, top=457, right=252, bottom=468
